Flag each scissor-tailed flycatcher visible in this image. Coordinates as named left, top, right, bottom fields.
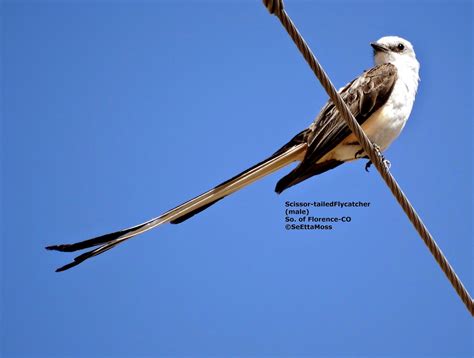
left=47, top=36, right=420, bottom=272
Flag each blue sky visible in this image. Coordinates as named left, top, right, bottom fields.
left=2, top=1, right=472, bottom=357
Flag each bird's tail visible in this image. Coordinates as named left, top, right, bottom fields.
left=46, top=141, right=308, bottom=272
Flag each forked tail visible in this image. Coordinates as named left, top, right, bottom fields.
left=46, top=142, right=307, bottom=272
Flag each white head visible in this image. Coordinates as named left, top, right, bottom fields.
left=371, top=36, right=420, bottom=78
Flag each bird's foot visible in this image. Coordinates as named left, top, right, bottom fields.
left=354, top=148, right=365, bottom=159
left=365, top=144, right=391, bottom=172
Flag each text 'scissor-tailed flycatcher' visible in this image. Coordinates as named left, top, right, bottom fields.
left=47, top=36, right=420, bottom=272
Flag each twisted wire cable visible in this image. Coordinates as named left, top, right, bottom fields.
left=262, top=0, right=473, bottom=315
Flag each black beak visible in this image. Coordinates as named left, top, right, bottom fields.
left=371, top=42, right=388, bottom=53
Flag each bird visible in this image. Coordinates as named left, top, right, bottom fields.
left=46, top=35, right=420, bottom=272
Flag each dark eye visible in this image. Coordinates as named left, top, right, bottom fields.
left=397, top=43, right=405, bottom=51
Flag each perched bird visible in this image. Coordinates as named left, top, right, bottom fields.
left=46, top=36, right=420, bottom=272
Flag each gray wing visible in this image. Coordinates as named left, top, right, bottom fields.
left=275, top=63, right=398, bottom=193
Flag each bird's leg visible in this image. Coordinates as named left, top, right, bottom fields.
left=355, top=144, right=390, bottom=172
left=366, top=144, right=391, bottom=172
left=353, top=148, right=374, bottom=172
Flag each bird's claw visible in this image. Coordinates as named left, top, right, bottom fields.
left=365, top=143, right=391, bottom=172
left=365, top=160, right=372, bottom=172
left=354, top=148, right=365, bottom=159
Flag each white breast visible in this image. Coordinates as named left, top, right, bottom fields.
left=359, top=77, right=415, bottom=150
left=323, top=66, right=418, bottom=163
